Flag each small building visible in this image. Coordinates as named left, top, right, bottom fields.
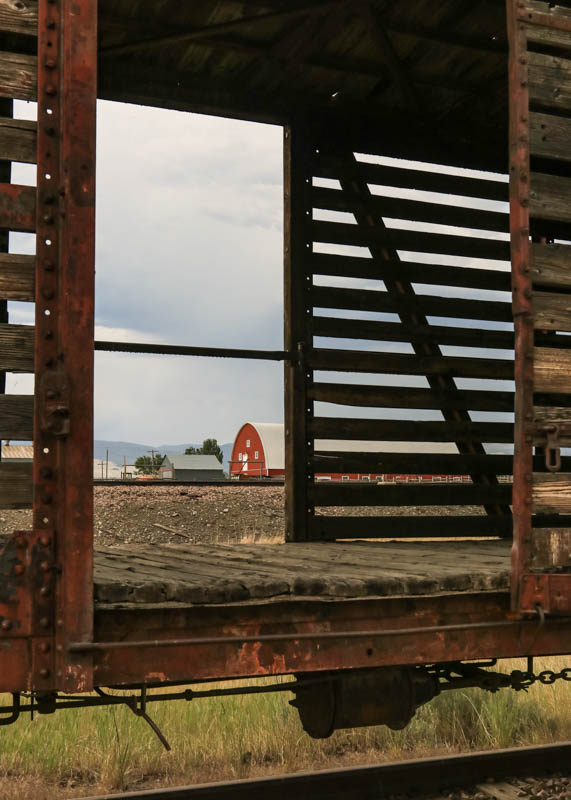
left=159, top=454, right=225, bottom=481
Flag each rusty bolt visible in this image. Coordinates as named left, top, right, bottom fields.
left=1, top=620, right=12, bottom=631
left=40, top=642, right=51, bottom=654
left=42, top=288, right=54, bottom=300
left=40, top=467, right=53, bottom=480
left=519, top=55, right=527, bottom=64
left=16, top=537, right=26, bottom=549
left=40, top=561, right=51, bottom=573
left=40, top=586, right=51, bottom=597
left=44, top=194, right=56, bottom=205
left=44, top=330, right=53, bottom=340
left=46, top=389, right=57, bottom=399
left=40, top=535, right=51, bottom=547
left=45, top=85, right=57, bottom=96
left=44, top=58, right=56, bottom=69
left=13, top=564, right=24, bottom=577
left=43, top=214, right=54, bottom=224
left=45, top=126, right=55, bottom=137
left=46, top=18, right=56, bottom=28
left=45, top=359, right=54, bottom=368
left=39, top=617, right=50, bottom=629
left=41, top=495, right=52, bottom=506
left=39, top=668, right=50, bottom=679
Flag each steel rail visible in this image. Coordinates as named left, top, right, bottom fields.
left=80, top=742, right=571, bottom=800
left=92, top=480, right=284, bottom=487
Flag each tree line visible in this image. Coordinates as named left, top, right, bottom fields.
left=134, top=438, right=224, bottom=474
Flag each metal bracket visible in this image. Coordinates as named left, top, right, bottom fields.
left=39, top=371, right=70, bottom=438
left=520, top=574, right=571, bottom=615
left=530, top=421, right=571, bottom=473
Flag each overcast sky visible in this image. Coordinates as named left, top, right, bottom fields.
left=6, top=99, right=515, bottom=449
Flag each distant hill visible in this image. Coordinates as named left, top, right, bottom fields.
left=94, top=440, right=233, bottom=469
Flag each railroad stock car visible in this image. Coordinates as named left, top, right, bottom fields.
left=0, top=0, right=569, bottom=739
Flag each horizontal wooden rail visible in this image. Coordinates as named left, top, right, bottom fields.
left=0, top=323, right=33, bottom=371
left=310, top=253, right=512, bottom=292
left=531, top=243, right=571, bottom=288
left=312, top=285, right=512, bottom=323
left=94, top=341, right=289, bottom=361
left=0, top=394, right=33, bottom=439
left=310, top=482, right=513, bottom=507
left=0, top=0, right=37, bottom=36
left=0, top=183, right=36, bottom=231
left=308, top=514, right=513, bottom=539
left=0, top=117, right=36, bottom=164
left=309, top=348, right=514, bottom=379
left=533, top=292, right=571, bottom=331
left=533, top=473, right=571, bottom=514
left=312, top=451, right=519, bottom=474
left=0, top=51, right=36, bottom=101
left=0, top=462, right=32, bottom=509
left=530, top=172, right=571, bottom=224
left=534, top=347, right=571, bottom=393
left=310, top=417, right=514, bottom=443
left=0, top=253, right=34, bottom=300
left=529, top=51, right=571, bottom=111
left=530, top=112, right=571, bottom=163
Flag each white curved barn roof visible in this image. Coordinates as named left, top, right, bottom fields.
left=250, top=422, right=285, bottom=470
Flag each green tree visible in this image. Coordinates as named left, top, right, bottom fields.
left=134, top=453, right=163, bottom=475
left=185, top=438, right=223, bottom=464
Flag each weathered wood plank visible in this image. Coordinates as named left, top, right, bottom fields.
left=0, top=51, right=36, bottom=102
left=309, top=348, right=514, bottom=380
left=0, top=0, right=37, bottom=36
left=310, top=253, right=511, bottom=292
left=526, top=20, right=571, bottom=50
left=312, top=285, right=512, bottom=322
left=529, top=51, right=571, bottom=110
left=313, top=315, right=516, bottom=350
left=311, top=186, right=509, bottom=234
left=530, top=172, right=571, bottom=224
left=308, top=515, right=513, bottom=539
left=530, top=112, right=571, bottom=163
left=0, top=183, right=35, bottom=231
left=534, top=291, right=571, bottom=331
left=0, top=117, right=36, bottom=163
left=310, top=417, right=514, bottom=443
left=0, top=322, right=33, bottom=371
left=533, top=473, right=571, bottom=513
left=312, top=221, right=510, bottom=262
left=0, top=461, right=32, bottom=509
left=534, top=347, right=571, bottom=393
left=310, top=383, right=514, bottom=412
left=0, top=252, right=34, bottom=300
left=0, top=394, right=32, bottom=438
left=310, top=482, right=512, bottom=507
left=531, top=528, right=571, bottom=570
left=531, top=242, right=571, bottom=289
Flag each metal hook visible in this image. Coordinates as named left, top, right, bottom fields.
left=0, top=694, right=20, bottom=726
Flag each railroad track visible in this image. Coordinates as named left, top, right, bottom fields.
left=82, top=742, right=570, bottom=800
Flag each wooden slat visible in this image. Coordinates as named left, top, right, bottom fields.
left=310, top=417, right=514, bottom=443
left=310, top=348, right=514, bottom=380
left=530, top=172, right=571, bottom=224
left=312, top=156, right=509, bottom=203
left=312, top=221, right=510, bottom=262
left=531, top=529, right=571, bottom=569
left=526, top=20, right=571, bottom=50
left=312, top=450, right=515, bottom=474
left=530, top=112, right=571, bottom=163
left=534, top=347, right=571, bottom=393
left=0, top=461, right=32, bottom=509
left=312, top=285, right=512, bottom=323
left=311, top=186, right=509, bottom=234
left=310, top=253, right=512, bottom=292
left=313, top=315, right=516, bottom=350
left=308, top=514, right=513, bottom=539
left=310, top=383, right=514, bottom=412
left=531, top=242, right=571, bottom=288
left=0, top=183, right=35, bottom=231
left=534, top=291, right=571, bottom=331
left=0, top=51, right=36, bottom=101
left=0, top=0, right=37, bottom=36
left=0, top=252, right=34, bottom=300
left=0, top=117, right=36, bottom=163
left=0, top=322, right=33, bottom=371
left=533, top=473, right=571, bottom=513
left=310, top=482, right=513, bottom=507
left=529, top=50, right=571, bottom=111
left=0, top=394, right=33, bottom=438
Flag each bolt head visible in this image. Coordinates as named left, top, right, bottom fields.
left=40, top=535, right=51, bottom=547
left=40, top=587, right=51, bottom=598
left=39, top=617, right=50, bottom=628
left=13, top=564, right=24, bottom=576
left=1, top=619, right=12, bottom=631
left=39, top=668, right=50, bottom=679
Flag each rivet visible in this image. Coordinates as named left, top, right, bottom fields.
left=40, top=586, right=51, bottom=597
left=46, top=19, right=56, bottom=28
left=45, top=127, right=55, bottom=136
left=39, top=668, right=50, bottom=679
left=1, top=619, right=12, bottom=631
left=44, top=194, right=55, bottom=205
left=519, top=55, right=527, bottom=64
left=56, top=644, right=62, bottom=653
left=44, top=330, right=53, bottom=340
left=40, top=535, right=51, bottom=547
left=57, top=618, right=63, bottom=628
left=41, top=287, right=54, bottom=300
left=46, top=389, right=57, bottom=399
left=13, top=564, right=24, bottom=576
left=41, top=495, right=52, bottom=506
left=16, top=537, right=26, bottom=549
left=44, top=58, right=56, bottom=69
left=40, top=642, right=51, bottom=654
left=43, top=214, right=54, bottom=224
left=39, top=617, right=50, bottom=628
left=45, top=359, right=54, bottom=367
left=40, top=467, right=53, bottom=480
left=41, top=561, right=51, bottom=572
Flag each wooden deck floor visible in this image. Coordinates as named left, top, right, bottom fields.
left=94, top=540, right=511, bottom=607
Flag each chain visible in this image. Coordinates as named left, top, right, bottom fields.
left=509, top=667, right=571, bottom=691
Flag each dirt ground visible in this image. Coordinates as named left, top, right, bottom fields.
left=0, top=484, right=486, bottom=546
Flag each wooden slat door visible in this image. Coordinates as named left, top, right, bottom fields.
left=509, top=0, right=571, bottom=615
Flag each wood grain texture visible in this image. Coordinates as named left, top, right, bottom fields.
left=529, top=50, right=571, bottom=110
left=534, top=291, right=571, bottom=331
left=93, top=540, right=512, bottom=605
left=0, top=0, right=37, bottom=36
left=0, top=253, right=34, bottom=300
left=0, top=51, right=36, bottom=101
left=0, top=394, right=32, bottom=438
left=534, top=347, right=571, bottom=393
left=532, top=242, right=571, bottom=288
left=530, top=172, right=571, bottom=224
left=0, top=462, right=32, bottom=509
left=0, top=117, right=36, bottom=163
left=310, top=417, right=514, bottom=443
left=533, top=473, right=571, bottom=513
left=0, top=322, right=33, bottom=371
left=531, top=528, right=571, bottom=570
left=526, top=20, right=571, bottom=51
left=530, top=112, right=571, bottom=162
left=0, top=183, right=35, bottom=231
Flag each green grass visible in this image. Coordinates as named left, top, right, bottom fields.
left=0, top=658, right=568, bottom=798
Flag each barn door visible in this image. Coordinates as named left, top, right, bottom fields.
left=509, top=0, right=571, bottom=615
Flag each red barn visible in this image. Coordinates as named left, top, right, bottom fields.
left=230, top=423, right=470, bottom=482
